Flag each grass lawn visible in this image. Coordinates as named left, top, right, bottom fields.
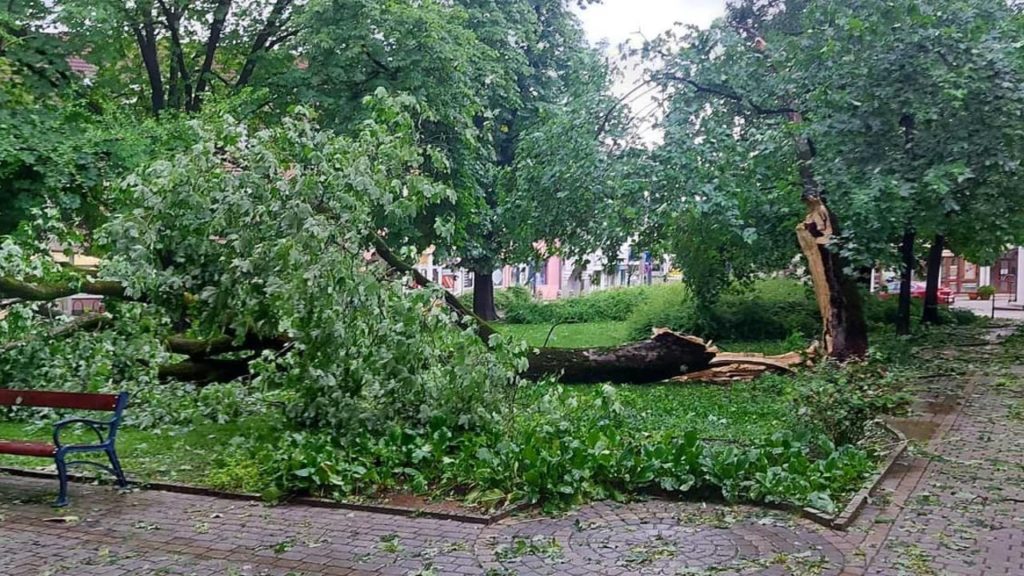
left=0, top=418, right=268, bottom=488
left=499, top=320, right=801, bottom=356
left=498, top=321, right=633, bottom=348
left=0, top=322, right=804, bottom=492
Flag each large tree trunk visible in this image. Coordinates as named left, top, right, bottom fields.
left=922, top=234, right=945, bottom=324
left=795, top=198, right=869, bottom=360
left=524, top=330, right=715, bottom=384
left=473, top=268, right=499, bottom=322
left=896, top=227, right=916, bottom=335
left=788, top=113, right=868, bottom=360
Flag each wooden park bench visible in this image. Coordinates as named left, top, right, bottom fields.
left=0, top=389, right=129, bottom=506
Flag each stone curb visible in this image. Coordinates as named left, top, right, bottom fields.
left=0, top=466, right=521, bottom=525
left=795, top=421, right=909, bottom=531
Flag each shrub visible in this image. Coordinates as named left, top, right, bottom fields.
left=623, top=283, right=697, bottom=339
left=778, top=362, right=911, bottom=446
left=503, top=285, right=653, bottom=324
left=863, top=293, right=979, bottom=329
left=978, top=285, right=996, bottom=299
left=625, top=278, right=820, bottom=342
left=707, top=279, right=820, bottom=341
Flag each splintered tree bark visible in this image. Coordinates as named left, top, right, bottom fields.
left=795, top=198, right=869, bottom=360
left=922, top=234, right=945, bottom=324
left=523, top=330, right=716, bottom=384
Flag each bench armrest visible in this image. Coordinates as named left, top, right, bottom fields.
left=53, top=417, right=114, bottom=449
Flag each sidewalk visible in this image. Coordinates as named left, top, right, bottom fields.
left=954, top=296, right=1024, bottom=320
left=2, top=330, right=1023, bottom=575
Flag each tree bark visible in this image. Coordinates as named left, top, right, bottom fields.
left=236, top=0, right=293, bottom=89
left=922, top=234, right=945, bottom=324
left=896, top=227, right=916, bottom=335
left=524, top=330, right=715, bottom=384
left=156, top=0, right=192, bottom=110
left=132, top=16, right=165, bottom=114
left=190, top=0, right=233, bottom=111
left=0, top=277, right=128, bottom=301
left=157, top=358, right=251, bottom=384
left=780, top=103, right=868, bottom=361
left=473, top=269, right=499, bottom=321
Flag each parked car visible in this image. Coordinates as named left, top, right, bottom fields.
left=878, top=281, right=955, bottom=304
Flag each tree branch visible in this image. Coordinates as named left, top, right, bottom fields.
left=165, top=333, right=287, bottom=358
left=236, top=0, right=293, bottom=89
left=155, top=0, right=193, bottom=109
left=369, top=235, right=497, bottom=341
left=1, top=313, right=111, bottom=353
left=657, top=72, right=797, bottom=115
left=0, top=277, right=129, bottom=301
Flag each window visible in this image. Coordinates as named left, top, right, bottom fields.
left=463, top=273, right=474, bottom=289
left=536, top=264, right=547, bottom=285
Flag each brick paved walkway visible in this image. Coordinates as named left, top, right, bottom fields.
left=3, top=331, right=1023, bottom=575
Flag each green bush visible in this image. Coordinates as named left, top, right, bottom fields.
left=503, top=285, right=653, bottom=324
left=623, top=283, right=697, bottom=339
left=250, top=385, right=874, bottom=514
left=625, top=278, right=820, bottom=342
left=707, top=279, right=820, bottom=341
left=777, top=362, right=911, bottom=446
left=863, top=293, right=979, bottom=329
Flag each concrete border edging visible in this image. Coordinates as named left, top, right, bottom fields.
left=796, top=421, right=909, bottom=530
left=0, top=466, right=522, bottom=525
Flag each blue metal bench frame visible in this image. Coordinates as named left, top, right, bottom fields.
left=51, top=391, right=130, bottom=507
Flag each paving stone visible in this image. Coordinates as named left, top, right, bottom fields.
left=3, top=330, right=1023, bottom=574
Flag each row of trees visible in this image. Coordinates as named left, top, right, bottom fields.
left=642, top=0, right=1024, bottom=351
left=3, top=0, right=1024, bottom=384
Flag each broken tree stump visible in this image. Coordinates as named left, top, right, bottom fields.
left=524, top=329, right=717, bottom=384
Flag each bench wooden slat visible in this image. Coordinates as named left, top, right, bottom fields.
left=0, top=440, right=56, bottom=457
left=0, top=389, right=120, bottom=411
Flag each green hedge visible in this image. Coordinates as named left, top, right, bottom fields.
left=625, top=278, right=820, bottom=342
left=501, top=285, right=652, bottom=324
left=862, top=293, right=978, bottom=328
left=483, top=278, right=975, bottom=341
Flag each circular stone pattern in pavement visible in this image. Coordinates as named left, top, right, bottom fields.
left=476, top=500, right=845, bottom=575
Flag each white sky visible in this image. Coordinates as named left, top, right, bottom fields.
left=576, top=0, right=726, bottom=48
left=576, top=0, right=728, bottom=142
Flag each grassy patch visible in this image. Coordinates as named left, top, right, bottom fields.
left=498, top=321, right=632, bottom=348
left=0, top=418, right=269, bottom=487
left=525, top=381, right=793, bottom=441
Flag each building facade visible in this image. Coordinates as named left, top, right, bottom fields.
left=941, top=247, right=1022, bottom=301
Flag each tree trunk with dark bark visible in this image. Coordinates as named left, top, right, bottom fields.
left=473, top=269, right=499, bottom=322
left=896, top=227, right=916, bottom=335
left=922, top=234, right=945, bottom=325
left=788, top=117, right=869, bottom=360
left=524, top=330, right=716, bottom=384
left=794, top=198, right=869, bottom=360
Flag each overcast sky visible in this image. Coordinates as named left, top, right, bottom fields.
left=575, top=1, right=728, bottom=141
left=576, top=0, right=726, bottom=48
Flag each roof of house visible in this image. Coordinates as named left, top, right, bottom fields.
left=67, top=56, right=97, bottom=78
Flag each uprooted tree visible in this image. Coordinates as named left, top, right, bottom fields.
left=0, top=102, right=723, bottom=390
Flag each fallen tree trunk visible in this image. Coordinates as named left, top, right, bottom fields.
left=0, top=244, right=722, bottom=386
left=524, top=330, right=717, bottom=384
left=0, top=277, right=129, bottom=301
left=157, top=357, right=252, bottom=384
left=1, top=313, right=110, bottom=353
